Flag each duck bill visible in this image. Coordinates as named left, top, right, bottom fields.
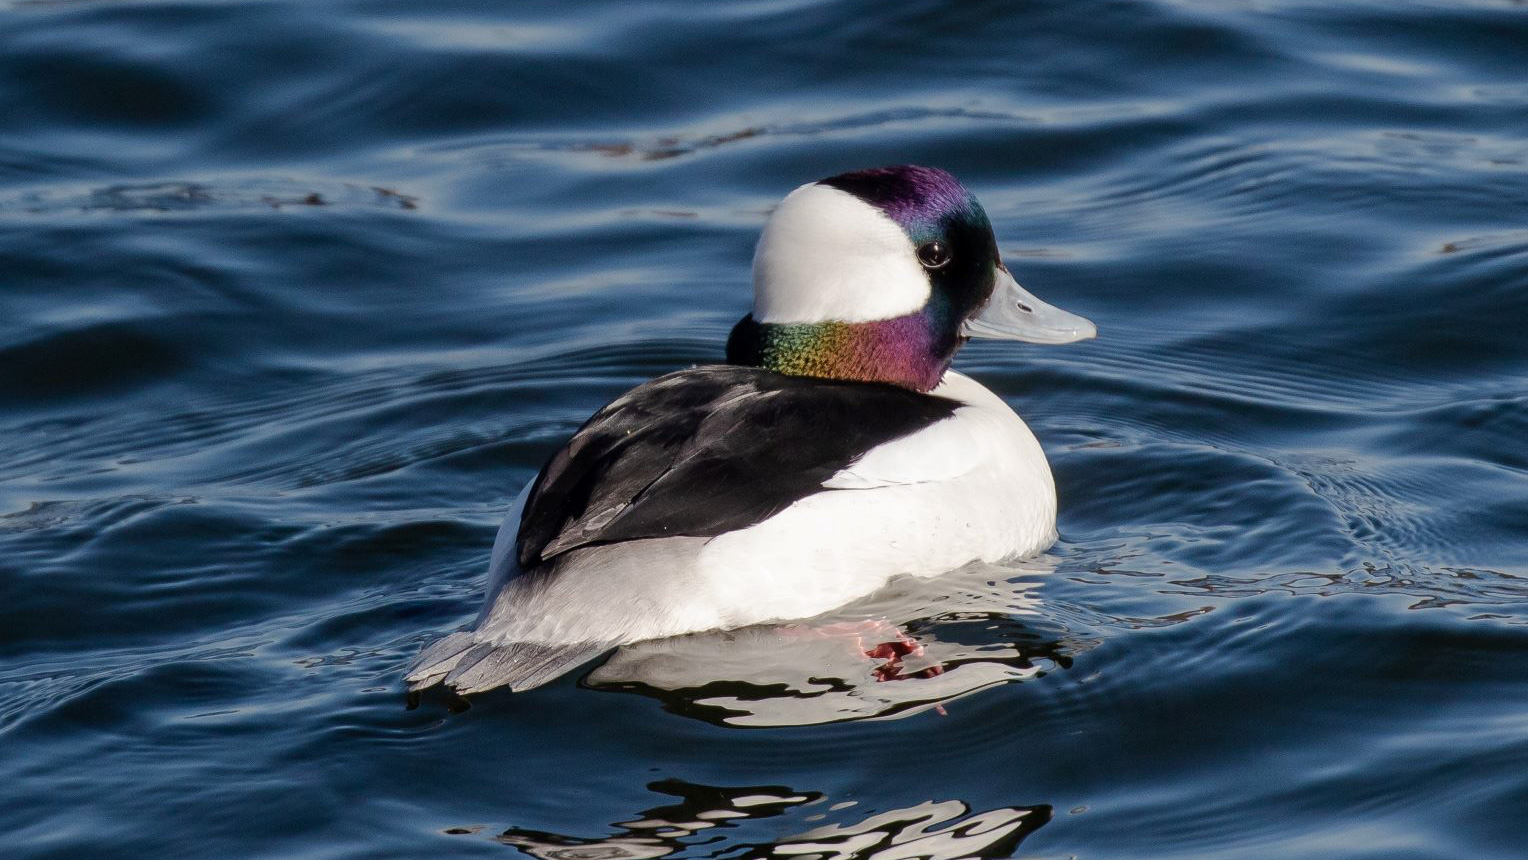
left=960, top=266, right=1096, bottom=344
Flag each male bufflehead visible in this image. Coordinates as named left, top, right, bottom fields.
left=407, top=165, right=1094, bottom=695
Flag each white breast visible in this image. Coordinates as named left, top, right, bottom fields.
left=693, top=371, right=1057, bottom=627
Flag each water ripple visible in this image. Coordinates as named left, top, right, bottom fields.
left=3, top=0, right=1528, bottom=858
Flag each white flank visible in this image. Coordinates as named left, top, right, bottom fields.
left=445, top=374, right=1056, bottom=650
left=692, top=372, right=1056, bottom=626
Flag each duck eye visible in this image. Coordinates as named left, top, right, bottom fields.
left=916, top=241, right=951, bottom=270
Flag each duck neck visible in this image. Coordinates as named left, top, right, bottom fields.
left=726, top=312, right=958, bottom=393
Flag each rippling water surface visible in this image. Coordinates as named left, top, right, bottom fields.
left=4, top=1, right=1527, bottom=858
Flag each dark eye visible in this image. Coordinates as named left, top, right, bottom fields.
left=916, top=241, right=951, bottom=269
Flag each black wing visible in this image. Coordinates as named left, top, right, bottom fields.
left=515, top=365, right=959, bottom=568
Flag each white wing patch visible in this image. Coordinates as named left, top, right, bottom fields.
left=821, top=371, right=1028, bottom=490
left=822, top=413, right=983, bottom=489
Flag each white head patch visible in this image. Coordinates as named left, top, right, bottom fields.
left=751, top=182, right=931, bottom=324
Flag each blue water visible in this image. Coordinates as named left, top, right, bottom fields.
left=3, top=1, right=1527, bottom=857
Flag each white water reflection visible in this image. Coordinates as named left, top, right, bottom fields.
left=489, top=779, right=1050, bottom=860
left=584, top=559, right=1085, bottom=726
left=771, top=799, right=1049, bottom=860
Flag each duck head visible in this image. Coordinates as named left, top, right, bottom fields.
left=726, top=165, right=1095, bottom=392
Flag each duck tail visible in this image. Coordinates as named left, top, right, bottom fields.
left=405, top=634, right=610, bottom=694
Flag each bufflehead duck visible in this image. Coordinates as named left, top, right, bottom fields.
left=407, top=165, right=1094, bottom=695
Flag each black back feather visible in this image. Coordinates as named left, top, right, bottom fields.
left=516, top=365, right=959, bottom=568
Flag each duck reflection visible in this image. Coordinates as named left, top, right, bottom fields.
left=491, top=779, right=1050, bottom=860
left=583, top=560, right=1085, bottom=727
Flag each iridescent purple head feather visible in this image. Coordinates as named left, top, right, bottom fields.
left=817, top=165, right=987, bottom=242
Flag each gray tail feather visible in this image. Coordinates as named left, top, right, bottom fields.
left=405, top=634, right=610, bottom=695
left=404, top=632, right=476, bottom=690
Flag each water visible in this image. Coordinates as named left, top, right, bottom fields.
left=3, top=0, right=1526, bottom=857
